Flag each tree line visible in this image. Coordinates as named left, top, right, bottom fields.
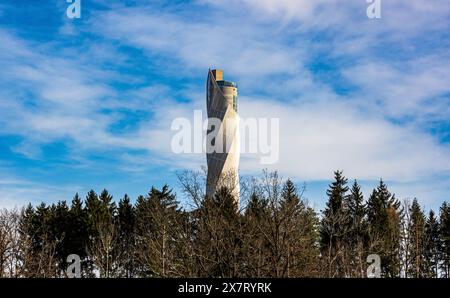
left=0, top=170, right=449, bottom=278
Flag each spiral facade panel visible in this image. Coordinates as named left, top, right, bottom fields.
left=206, top=69, right=240, bottom=204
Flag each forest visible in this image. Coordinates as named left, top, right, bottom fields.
left=0, top=170, right=449, bottom=278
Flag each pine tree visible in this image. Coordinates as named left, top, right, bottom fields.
left=242, top=192, right=269, bottom=277
left=86, top=189, right=118, bottom=277
left=85, top=190, right=100, bottom=236
left=52, top=200, right=71, bottom=276
left=279, top=180, right=320, bottom=277
left=198, top=186, right=241, bottom=277
left=320, top=170, right=349, bottom=277
left=279, top=180, right=303, bottom=277
left=135, top=185, right=183, bottom=277
left=406, top=198, right=426, bottom=277
left=439, top=202, right=450, bottom=277
left=22, top=203, right=59, bottom=277
left=424, top=210, right=440, bottom=278
left=299, top=206, right=320, bottom=276
left=117, top=195, right=136, bottom=277
left=345, top=180, right=367, bottom=277
left=366, top=180, right=402, bottom=277
left=68, top=194, right=89, bottom=277
left=245, top=192, right=268, bottom=220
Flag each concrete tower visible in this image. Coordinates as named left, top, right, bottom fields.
left=206, top=69, right=240, bottom=203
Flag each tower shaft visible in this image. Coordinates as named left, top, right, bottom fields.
left=206, top=69, right=240, bottom=204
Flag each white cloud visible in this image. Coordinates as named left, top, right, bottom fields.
left=92, top=8, right=301, bottom=79
left=210, top=0, right=450, bottom=33
left=0, top=176, right=80, bottom=209
left=238, top=97, right=450, bottom=181
left=342, top=57, right=450, bottom=121
left=0, top=29, right=147, bottom=157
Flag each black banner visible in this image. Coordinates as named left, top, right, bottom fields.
left=1, top=278, right=448, bottom=297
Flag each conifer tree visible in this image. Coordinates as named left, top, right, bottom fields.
left=424, top=210, right=440, bottom=278
left=195, top=186, right=241, bottom=277
left=135, top=185, right=183, bottom=277
left=406, top=198, right=426, bottom=277
left=52, top=200, right=71, bottom=276
left=245, top=192, right=268, bottom=220
left=68, top=194, right=89, bottom=276
left=439, top=202, right=450, bottom=277
left=117, top=195, right=136, bottom=277
left=366, top=180, right=402, bottom=277
left=279, top=180, right=320, bottom=277
left=320, top=171, right=349, bottom=277
left=345, top=180, right=367, bottom=277
left=242, top=192, right=269, bottom=277
left=20, top=203, right=58, bottom=277
left=86, top=189, right=118, bottom=277
left=85, top=190, right=101, bottom=236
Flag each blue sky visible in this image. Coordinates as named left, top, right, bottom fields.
left=0, top=0, right=449, bottom=212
